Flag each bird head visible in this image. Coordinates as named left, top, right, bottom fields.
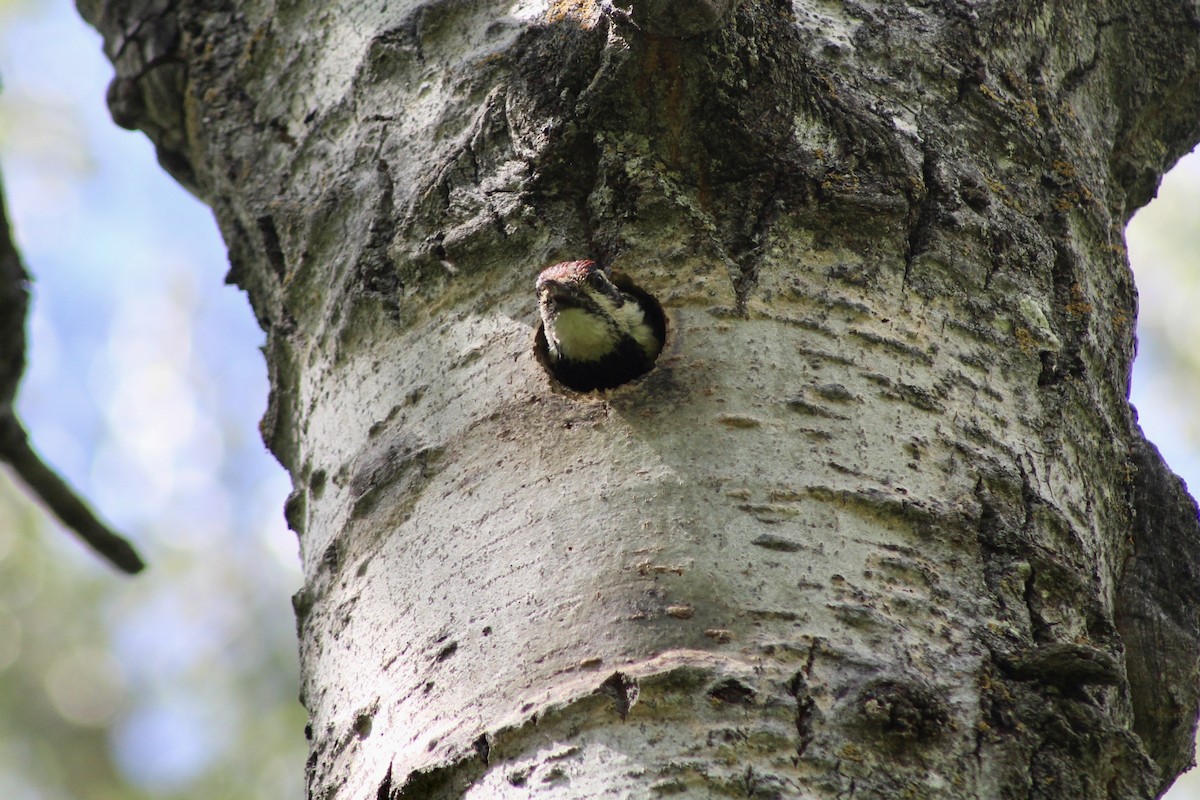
left=536, top=260, right=625, bottom=316
left=536, top=260, right=632, bottom=362
left=534, top=260, right=663, bottom=390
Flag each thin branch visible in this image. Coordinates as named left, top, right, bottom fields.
left=0, top=415, right=145, bottom=573
left=0, top=172, right=144, bottom=574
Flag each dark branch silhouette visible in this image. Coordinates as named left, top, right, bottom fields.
left=0, top=173, right=144, bottom=574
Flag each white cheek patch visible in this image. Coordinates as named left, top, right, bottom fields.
left=612, top=300, right=660, bottom=355
left=551, top=307, right=620, bottom=361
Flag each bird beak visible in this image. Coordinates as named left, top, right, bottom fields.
left=535, top=282, right=572, bottom=311
left=542, top=281, right=572, bottom=305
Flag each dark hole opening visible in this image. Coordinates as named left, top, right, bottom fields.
left=533, top=273, right=667, bottom=393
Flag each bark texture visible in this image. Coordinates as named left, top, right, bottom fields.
left=78, top=0, right=1200, bottom=797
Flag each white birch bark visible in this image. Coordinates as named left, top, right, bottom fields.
left=78, top=0, right=1200, bottom=797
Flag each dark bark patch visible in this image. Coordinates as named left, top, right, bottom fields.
left=472, top=734, right=490, bottom=765
left=256, top=215, right=287, bottom=280
left=283, top=487, right=306, bottom=534
left=717, top=413, right=762, bottom=428
left=596, top=671, right=640, bottom=719
left=376, top=763, right=393, bottom=800
left=1116, top=434, right=1200, bottom=789
left=787, top=672, right=819, bottom=759
left=320, top=540, right=340, bottom=573
left=626, top=0, right=741, bottom=37
left=855, top=678, right=949, bottom=741
left=1005, top=642, right=1120, bottom=688
left=783, top=397, right=847, bottom=419
left=395, top=761, right=461, bottom=800
left=354, top=711, right=374, bottom=739
left=291, top=588, right=313, bottom=627
left=707, top=677, right=756, bottom=705
left=751, top=533, right=804, bottom=552
left=309, top=467, right=327, bottom=496
left=812, top=382, right=855, bottom=402
left=349, top=160, right=402, bottom=314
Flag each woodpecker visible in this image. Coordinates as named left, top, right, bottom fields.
left=536, top=260, right=662, bottom=391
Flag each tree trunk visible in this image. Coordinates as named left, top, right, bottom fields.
left=77, top=0, right=1200, bottom=797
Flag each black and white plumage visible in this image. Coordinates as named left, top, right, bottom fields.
left=535, top=260, right=663, bottom=392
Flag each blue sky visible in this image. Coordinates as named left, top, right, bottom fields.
left=1, top=1, right=302, bottom=796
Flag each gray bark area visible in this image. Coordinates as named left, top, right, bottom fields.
left=78, top=0, right=1200, bottom=797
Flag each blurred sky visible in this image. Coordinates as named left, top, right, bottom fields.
left=0, top=0, right=304, bottom=798
left=0, top=0, right=1197, bottom=797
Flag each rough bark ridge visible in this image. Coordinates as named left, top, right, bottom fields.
left=78, top=0, right=1200, bottom=797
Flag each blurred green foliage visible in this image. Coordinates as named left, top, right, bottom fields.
left=0, top=476, right=307, bottom=800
